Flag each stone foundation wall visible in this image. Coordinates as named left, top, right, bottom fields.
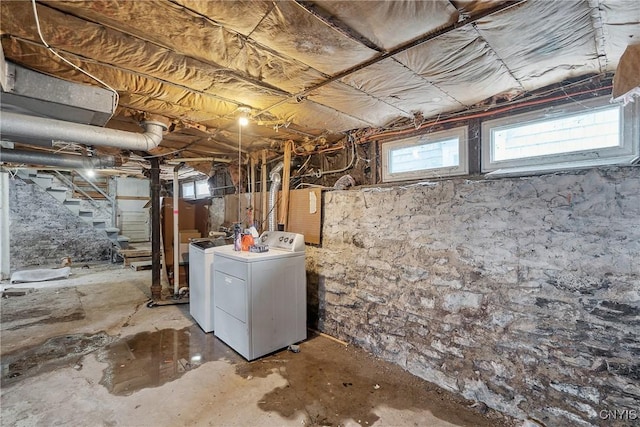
left=9, top=178, right=113, bottom=270
left=208, top=197, right=226, bottom=232
left=306, top=167, right=640, bottom=426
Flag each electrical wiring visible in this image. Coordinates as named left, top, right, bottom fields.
left=355, top=84, right=622, bottom=175
left=353, top=140, right=370, bottom=168
left=324, top=134, right=356, bottom=176
left=299, top=134, right=357, bottom=178
left=141, top=134, right=206, bottom=160
left=51, top=141, right=85, bottom=154
left=292, top=139, right=345, bottom=156
left=295, top=182, right=332, bottom=189
left=293, top=144, right=345, bottom=156
left=356, top=84, right=614, bottom=144
left=291, top=155, right=312, bottom=178
left=354, top=74, right=614, bottom=140
left=140, top=147, right=189, bottom=159
left=31, top=0, right=120, bottom=116
left=559, top=84, right=595, bottom=111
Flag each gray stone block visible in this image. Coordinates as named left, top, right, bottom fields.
left=307, top=167, right=640, bottom=425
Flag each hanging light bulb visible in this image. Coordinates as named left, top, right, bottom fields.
left=85, top=169, right=96, bottom=178
left=237, top=106, right=251, bottom=126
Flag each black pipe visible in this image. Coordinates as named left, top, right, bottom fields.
left=150, top=157, right=162, bottom=300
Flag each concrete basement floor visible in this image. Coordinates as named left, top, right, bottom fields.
left=1, top=262, right=517, bottom=427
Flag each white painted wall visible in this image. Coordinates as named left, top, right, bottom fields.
left=116, top=177, right=150, bottom=242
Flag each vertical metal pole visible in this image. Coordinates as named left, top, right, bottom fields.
left=238, top=124, right=242, bottom=224
left=150, top=158, right=162, bottom=300
left=250, top=155, right=256, bottom=226
left=110, top=176, right=117, bottom=228
left=261, top=150, right=267, bottom=233
left=0, top=170, right=11, bottom=280
left=173, top=164, right=181, bottom=297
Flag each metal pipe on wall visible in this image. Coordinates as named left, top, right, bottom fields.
left=0, top=148, right=120, bottom=169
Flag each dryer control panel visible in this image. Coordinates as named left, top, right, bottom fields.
left=258, top=231, right=305, bottom=252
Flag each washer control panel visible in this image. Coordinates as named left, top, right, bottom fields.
left=258, top=231, right=305, bottom=252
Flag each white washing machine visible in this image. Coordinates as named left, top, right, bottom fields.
left=212, top=231, right=306, bottom=360
left=189, top=239, right=229, bottom=332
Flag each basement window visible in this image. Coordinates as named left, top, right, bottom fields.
left=382, top=126, right=468, bottom=182
left=182, top=181, right=195, bottom=199
left=181, top=179, right=210, bottom=199
left=482, top=97, right=639, bottom=175
left=195, top=179, right=210, bottom=198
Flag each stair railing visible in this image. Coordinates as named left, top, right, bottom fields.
left=53, top=170, right=116, bottom=227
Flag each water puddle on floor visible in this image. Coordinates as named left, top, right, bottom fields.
left=1, top=332, right=111, bottom=386
left=98, top=325, right=241, bottom=396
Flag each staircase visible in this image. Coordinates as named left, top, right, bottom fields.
left=72, top=174, right=110, bottom=200
left=16, top=169, right=131, bottom=249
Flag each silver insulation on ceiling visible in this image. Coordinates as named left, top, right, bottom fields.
left=0, top=0, right=639, bottom=159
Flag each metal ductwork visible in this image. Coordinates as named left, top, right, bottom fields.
left=0, top=148, right=121, bottom=169
left=268, top=161, right=284, bottom=232
left=0, top=111, right=166, bottom=152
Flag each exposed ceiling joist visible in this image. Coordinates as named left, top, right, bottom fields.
left=0, top=0, right=637, bottom=176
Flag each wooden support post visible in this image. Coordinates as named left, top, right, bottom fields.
left=279, top=140, right=292, bottom=230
